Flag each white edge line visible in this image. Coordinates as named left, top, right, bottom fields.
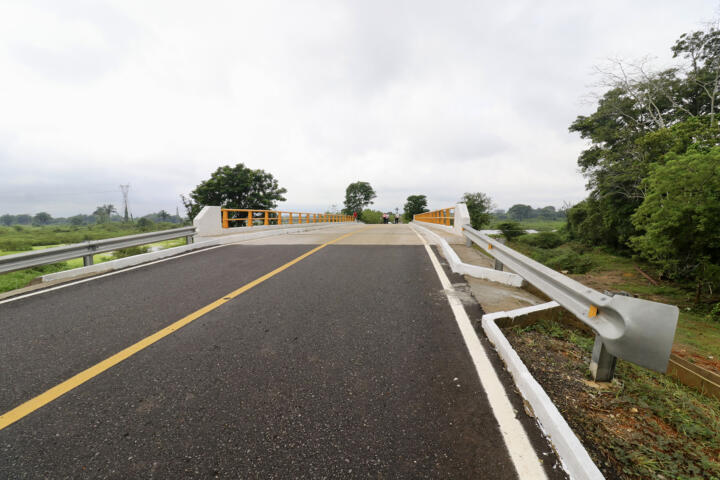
left=482, top=305, right=605, bottom=480
left=412, top=228, right=548, bottom=480
left=0, top=244, right=227, bottom=305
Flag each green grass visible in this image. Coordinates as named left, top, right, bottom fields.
left=512, top=318, right=720, bottom=479
left=488, top=218, right=566, bottom=232
left=0, top=225, right=191, bottom=294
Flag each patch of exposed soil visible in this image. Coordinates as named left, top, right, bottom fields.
left=672, top=345, right=720, bottom=374
left=504, top=328, right=720, bottom=480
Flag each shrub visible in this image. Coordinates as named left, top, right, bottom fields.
left=519, top=231, right=564, bottom=249
left=545, top=250, right=594, bottom=274
left=497, top=222, right=524, bottom=240
left=708, top=303, right=720, bottom=323
left=0, top=240, right=33, bottom=252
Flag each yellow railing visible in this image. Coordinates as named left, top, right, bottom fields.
left=414, top=207, right=454, bottom=226
left=221, top=209, right=354, bottom=228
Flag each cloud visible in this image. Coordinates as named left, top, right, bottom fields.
left=0, top=0, right=716, bottom=217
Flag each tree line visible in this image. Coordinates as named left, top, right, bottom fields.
left=0, top=206, right=183, bottom=227
left=567, top=24, right=720, bottom=299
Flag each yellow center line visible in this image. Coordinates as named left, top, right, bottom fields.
left=0, top=226, right=369, bottom=431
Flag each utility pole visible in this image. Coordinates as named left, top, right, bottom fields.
left=119, top=184, right=130, bottom=222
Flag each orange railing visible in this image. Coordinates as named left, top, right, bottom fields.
left=221, top=209, right=354, bottom=228
left=414, top=207, right=454, bottom=226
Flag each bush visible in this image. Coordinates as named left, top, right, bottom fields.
left=0, top=240, right=33, bottom=252
left=497, top=222, right=524, bottom=240
left=708, top=303, right=720, bottom=323
left=545, top=250, right=594, bottom=274
left=518, top=231, right=564, bottom=249
left=112, top=246, right=150, bottom=259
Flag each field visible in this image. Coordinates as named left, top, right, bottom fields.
left=0, top=224, right=188, bottom=294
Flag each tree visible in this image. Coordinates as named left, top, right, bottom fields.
left=403, top=195, right=428, bottom=221
left=498, top=221, right=524, bottom=240
left=461, top=192, right=493, bottom=230
left=15, top=214, right=31, bottom=225
left=93, top=205, right=117, bottom=224
left=69, top=215, right=86, bottom=226
left=630, top=148, right=720, bottom=301
left=507, top=204, right=534, bottom=220
left=0, top=214, right=14, bottom=226
left=342, top=181, right=376, bottom=218
left=157, top=210, right=170, bottom=222
left=137, top=217, right=155, bottom=231
left=182, top=164, right=287, bottom=220
left=33, top=212, right=52, bottom=225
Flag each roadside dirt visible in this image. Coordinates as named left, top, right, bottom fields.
left=504, top=327, right=720, bottom=480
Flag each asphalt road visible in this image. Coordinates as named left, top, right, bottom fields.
left=0, top=226, right=566, bottom=478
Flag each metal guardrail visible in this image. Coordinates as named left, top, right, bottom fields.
left=221, top=209, right=353, bottom=228
left=462, top=225, right=679, bottom=378
left=414, top=207, right=455, bottom=226
left=0, top=226, right=196, bottom=274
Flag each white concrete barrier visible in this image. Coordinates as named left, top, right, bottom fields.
left=482, top=303, right=605, bottom=480
left=411, top=223, right=524, bottom=287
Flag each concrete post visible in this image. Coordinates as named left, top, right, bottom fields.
left=589, top=336, right=617, bottom=382
left=453, top=203, right=471, bottom=235
left=83, top=255, right=94, bottom=266
left=193, top=206, right=223, bottom=237
left=494, top=238, right=505, bottom=271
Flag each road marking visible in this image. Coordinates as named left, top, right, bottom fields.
left=0, top=227, right=369, bottom=431
left=411, top=226, right=548, bottom=479
left=0, top=244, right=227, bottom=306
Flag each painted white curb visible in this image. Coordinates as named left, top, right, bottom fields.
left=39, top=223, right=354, bottom=284
left=411, top=223, right=524, bottom=287
left=482, top=302, right=605, bottom=480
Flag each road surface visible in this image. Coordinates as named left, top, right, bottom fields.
left=0, top=224, right=566, bottom=478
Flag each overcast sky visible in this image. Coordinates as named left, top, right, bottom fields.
left=0, top=0, right=717, bottom=217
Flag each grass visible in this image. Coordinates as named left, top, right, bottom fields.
left=0, top=224, right=191, bottom=294
left=510, top=318, right=720, bottom=479
left=488, top=218, right=566, bottom=232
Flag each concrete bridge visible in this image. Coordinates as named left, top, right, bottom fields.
left=0, top=208, right=597, bottom=478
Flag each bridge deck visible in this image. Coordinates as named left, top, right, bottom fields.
left=0, top=224, right=565, bottom=478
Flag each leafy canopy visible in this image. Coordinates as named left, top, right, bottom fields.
left=182, top=164, right=287, bottom=220
left=461, top=192, right=493, bottom=230
left=342, top=181, right=376, bottom=217
left=403, top=195, right=428, bottom=220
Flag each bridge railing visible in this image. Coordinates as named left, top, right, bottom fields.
left=414, top=207, right=455, bottom=226
left=0, top=226, right=196, bottom=274
left=221, top=209, right=353, bottom=228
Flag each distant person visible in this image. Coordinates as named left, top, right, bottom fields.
left=383, top=213, right=388, bottom=224
left=353, top=211, right=358, bottom=221
left=394, top=214, right=399, bottom=224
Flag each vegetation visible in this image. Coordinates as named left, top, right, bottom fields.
left=494, top=204, right=566, bottom=221
left=568, top=25, right=720, bottom=301
left=461, top=192, right=493, bottom=230
left=359, top=209, right=400, bottom=224
left=403, top=194, right=428, bottom=221
left=342, top=181, right=377, bottom=220
left=507, top=317, right=720, bottom=480
left=497, top=221, right=524, bottom=241
left=181, top=163, right=287, bottom=220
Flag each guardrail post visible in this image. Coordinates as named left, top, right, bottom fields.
left=83, top=254, right=93, bottom=266
left=494, top=238, right=505, bottom=271
left=222, top=209, right=229, bottom=229
left=589, top=336, right=618, bottom=382
left=186, top=235, right=193, bottom=245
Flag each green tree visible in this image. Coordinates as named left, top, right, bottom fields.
left=182, top=164, right=287, bottom=220
left=403, top=195, right=428, bottom=221
left=342, top=181, right=376, bottom=218
left=157, top=210, right=170, bottom=222
left=0, top=214, right=14, bottom=226
left=15, top=214, right=31, bottom=225
left=461, top=192, right=493, bottom=230
left=68, top=215, right=86, bottom=226
left=497, top=221, right=524, bottom=240
left=33, top=212, right=52, bottom=225
left=507, top=204, right=534, bottom=220
left=137, top=217, right=155, bottom=231
left=93, top=205, right=117, bottom=224
left=630, top=148, right=720, bottom=301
